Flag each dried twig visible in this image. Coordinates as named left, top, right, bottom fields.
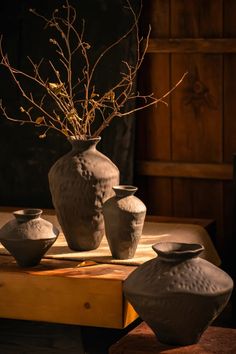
left=0, top=0, right=186, bottom=139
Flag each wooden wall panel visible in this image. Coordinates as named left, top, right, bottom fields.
left=135, top=0, right=236, bottom=265
left=171, top=54, right=223, bottom=162
left=173, top=179, right=224, bottom=253
left=144, top=54, right=170, bottom=160
left=170, top=0, right=199, bottom=38
left=145, top=177, right=172, bottom=216
left=222, top=0, right=236, bottom=269
left=224, top=57, right=236, bottom=161
left=224, top=0, right=236, bottom=161
left=144, top=0, right=170, bottom=38
left=169, top=0, right=224, bottom=229
left=172, top=179, right=193, bottom=217
left=171, top=0, right=223, bottom=162
left=199, top=0, right=223, bottom=37
left=135, top=0, right=172, bottom=214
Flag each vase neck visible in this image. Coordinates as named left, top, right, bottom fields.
left=113, top=185, right=138, bottom=198
left=68, top=137, right=101, bottom=153
left=13, top=209, right=42, bottom=223
left=152, top=242, right=204, bottom=262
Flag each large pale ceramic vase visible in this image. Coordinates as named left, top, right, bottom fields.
left=0, top=209, right=59, bottom=267
left=123, top=242, right=234, bottom=346
left=103, top=185, right=146, bottom=259
left=48, top=137, right=119, bottom=251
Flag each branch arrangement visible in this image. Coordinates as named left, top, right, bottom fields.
left=0, top=0, right=186, bottom=140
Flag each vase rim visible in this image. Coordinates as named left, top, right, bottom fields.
left=13, top=209, right=43, bottom=217
left=152, top=242, right=204, bottom=260
left=13, top=209, right=43, bottom=221
left=113, top=185, right=138, bottom=192
left=68, top=136, right=101, bottom=142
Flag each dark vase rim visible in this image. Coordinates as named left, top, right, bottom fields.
left=152, top=242, right=204, bottom=260
left=113, top=185, right=137, bottom=192
left=13, top=209, right=43, bottom=217
left=68, top=136, right=101, bottom=142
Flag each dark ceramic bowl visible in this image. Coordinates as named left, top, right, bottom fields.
left=0, top=208, right=59, bottom=267
left=0, top=237, right=58, bottom=267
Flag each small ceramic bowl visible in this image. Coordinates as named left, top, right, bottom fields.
left=0, top=209, right=59, bottom=267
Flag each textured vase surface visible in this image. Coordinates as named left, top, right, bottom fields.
left=0, top=209, right=59, bottom=267
left=48, top=137, right=120, bottom=251
left=123, top=242, right=233, bottom=346
left=103, top=185, right=146, bottom=259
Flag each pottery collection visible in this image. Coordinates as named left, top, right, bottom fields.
left=48, top=137, right=119, bottom=251
left=123, top=242, right=234, bottom=346
left=103, top=185, right=146, bottom=259
left=0, top=209, right=59, bottom=267
left=0, top=139, right=234, bottom=350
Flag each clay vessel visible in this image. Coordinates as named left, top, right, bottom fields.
left=48, top=137, right=119, bottom=251
left=123, top=242, right=234, bottom=345
left=103, top=185, right=146, bottom=259
left=0, top=209, right=59, bottom=267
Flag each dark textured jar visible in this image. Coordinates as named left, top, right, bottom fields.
left=123, top=242, right=233, bottom=346
left=0, top=209, right=59, bottom=267
left=48, top=137, right=119, bottom=251
left=103, top=185, right=146, bottom=259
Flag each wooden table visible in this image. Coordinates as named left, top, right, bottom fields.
left=0, top=208, right=219, bottom=353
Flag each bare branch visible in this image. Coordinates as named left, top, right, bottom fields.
left=92, top=72, right=188, bottom=138
left=0, top=1, right=187, bottom=140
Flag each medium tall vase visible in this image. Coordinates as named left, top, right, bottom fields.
left=48, top=137, right=119, bottom=251
left=103, top=185, right=146, bottom=259
left=123, top=242, right=233, bottom=346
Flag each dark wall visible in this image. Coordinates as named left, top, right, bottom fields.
left=0, top=0, right=138, bottom=208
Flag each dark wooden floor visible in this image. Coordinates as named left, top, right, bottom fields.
left=0, top=317, right=142, bottom=354
left=109, top=323, right=236, bottom=354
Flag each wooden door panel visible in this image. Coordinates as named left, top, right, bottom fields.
left=172, top=179, right=194, bottom=217
left=224, top=1, right=236, bottom=161
left=199, top=0, right=223, bottom=36
left=224, top=56, right=236, bottom=160
left=172, top=179, right=223, bottom=225
left=145, top=177, right=172, bottom=216
left=135, top=0, right=236, bottom=265
left=136, top=0, right=173, bottom=218
left=143, top=0, right=170, bottom=38
left=144, top=54, right=171, bottom=160
left=171, top=54, right=223, bottom=162
left=171, top=0, right=223, bottom=38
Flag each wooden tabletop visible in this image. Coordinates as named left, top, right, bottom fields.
left=0, top=254, right=137, bottom=329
